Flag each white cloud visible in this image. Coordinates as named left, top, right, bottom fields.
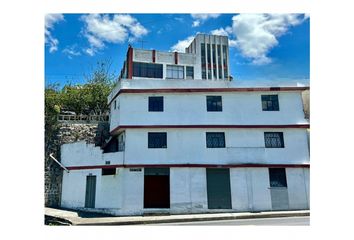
left=191, top=14, right=221, bottom=27
left=81, top=14, right=148, bottom=56
left=229, top=14, right=307, bottom=65
left=45, top=14, right=64, bottom=53
left=170, top=35, right=195, bottom=52
left=62, top=45, right=81, bottom=59
left=210, top=27, right=232, bottom=36
left=192, top=21, right=200, bottom=27
left=191, top=14, right=221, bottom=21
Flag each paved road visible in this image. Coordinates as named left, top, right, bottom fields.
left=149, top=216, right=309, bottom=226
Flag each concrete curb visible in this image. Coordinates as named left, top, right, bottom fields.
left=75, top=211, right=310, bottom=226
left=45, top=208, right=309, bottom=226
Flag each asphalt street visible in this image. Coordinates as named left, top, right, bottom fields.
left=148, top=216, right=309, bottom=226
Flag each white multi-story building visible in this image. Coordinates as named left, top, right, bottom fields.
left=60, top=34, right=310, bottom=216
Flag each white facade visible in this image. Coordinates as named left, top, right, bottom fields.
left=61, top=146, right=309, bottom=215
left=60, top=34, right=310, bottom=216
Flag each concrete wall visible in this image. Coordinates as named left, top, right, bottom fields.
left=170, top=168, right=208, bottom=213
left=124, top=128, right=309, bottom=165
left=109, top=91, right=307, bottom=131
left=61, top=166, right=309, bottom=215
left=61, top=141, right=124, bottom=167
left=132, top=49, right=199, bottom=80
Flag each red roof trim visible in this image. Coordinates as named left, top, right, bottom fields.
left=110, top=124, right=310, bottom=135
left=67, top=163, right=310, bottom=171
left=108, top=86, right=309, bottom=106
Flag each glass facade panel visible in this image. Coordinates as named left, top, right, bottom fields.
left=166, top=65, right=184, bottom=79
left=186, top=66, right=194, bottom=79
left=133, top=62, right=163, bottom=78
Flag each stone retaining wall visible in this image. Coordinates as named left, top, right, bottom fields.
left=45, top=122, right=109, bottom=207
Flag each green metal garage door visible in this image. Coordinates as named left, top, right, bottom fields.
left=206, top=168, right=232, bottom=209
left=85, top=175, right=96, bottom=208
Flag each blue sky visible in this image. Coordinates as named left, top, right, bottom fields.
left=45, top=14, right=309, bottom=87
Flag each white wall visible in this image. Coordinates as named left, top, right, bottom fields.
left=286, top=168, right=309, bottom=209
left=124, top=128, right=310, bottom=165
left=61, top=169, right=100, bottom=209
left=249, top=168, right=272, bottom=211
left=170, top=168, right=208, bottom=213
left=230, top=168, right=249, bottom=211
left=120, top=168, right=144, bottom=215
left=61, top=166, right=309, bottom=214
left=111, top=92, right=307, bottom=131
left=61, top=141, right=124, bottom=167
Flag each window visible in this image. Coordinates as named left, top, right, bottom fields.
left=264, top=132, right=284, bottom=148
left=114, top=100, right=116, bottom=110
left=132, top=62, right=163, bottom=78
left=222, top=45, right=228, bottom=79
left=201, top=43, right=206, bottom=64
left=201, top=43, right=206, bottom=79
left=102, top=168, right=116, bottom=176
left=207, top=44, right=211, bottom=79
left=117, top=132, right=125, bottom=152
left=269, top=168, right=287, bottom=187
left=206, top=132, right=225, bottom=148
left=166, top=65, right=184, bottom=79
left=207, top=96, right=222, bottom=111
left=262, top=95, right=279, bottom=111
left=217, top=45, right=222, bottom=79
left=186, top=66, right=194, bottom=79
left=148, top=132, right=167, bottom=148
left=149, top=96, right=163, bottom=112
left=212, top=44, right=217, bottom=79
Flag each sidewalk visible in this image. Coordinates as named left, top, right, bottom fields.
left=45, top=207, right=310, bottom=226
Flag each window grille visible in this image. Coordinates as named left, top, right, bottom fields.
left=206, top=132, right=225, bottom=148
left=264, top=132, right=284, bottom=148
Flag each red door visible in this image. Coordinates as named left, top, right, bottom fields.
left=144, top=174, right=170, bottom=208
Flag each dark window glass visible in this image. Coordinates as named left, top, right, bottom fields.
left=132, top=62, right=163, bottom=78
left=212, top=44, right=217, bottom=79
left=207, top=44, right=211, bottom=79
left=114, top=100, right=116, bottom=110
left=269, top=168, right=287, bottom=187
left=264, top=132, right=284, bottom=148
left=261, top=95, right=279, bottom=111
left=222, top=45, right=228, bottom=79
left=217, top=45, right=222, bottom=79
left=186, top=66, right=194, bottom=79
left=117, top=132, right=125, bottom=152
left=102, top=168, right=116, bottom=176
left=148, top=132, right=167, bottom=148
left=207, top=44, right=211, bottom=65
left=202, top=67, right=206, bottom=79
left=206, top=132, right=225, bottom=148
left=201, top=43, right=206, bottom=79
left=148, top=96, right=163, bottom=112
left=103, top=137, right=118, bottom=153
left=201, top=43, right=206, bottom=64
left=207, top=96, right=222, bottom=111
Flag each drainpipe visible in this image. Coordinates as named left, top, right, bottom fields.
left=49, top=153, right=69, bottom=173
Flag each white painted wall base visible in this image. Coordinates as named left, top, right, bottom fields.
left=61, top=167, right=309, bottom=216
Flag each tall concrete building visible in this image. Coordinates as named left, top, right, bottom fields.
left=60, top=34, right=310, bottom=215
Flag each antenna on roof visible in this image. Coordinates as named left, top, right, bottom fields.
left=138, top=39, right=147, bottom=49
